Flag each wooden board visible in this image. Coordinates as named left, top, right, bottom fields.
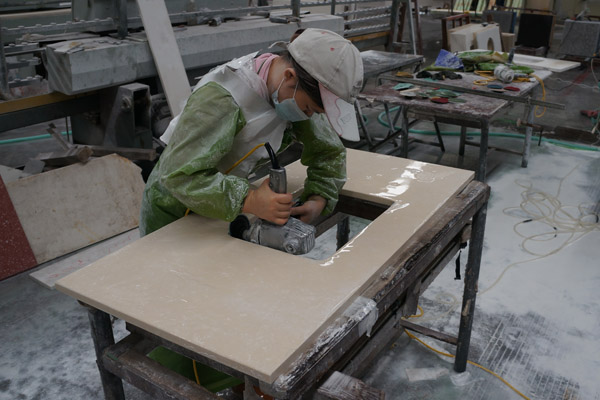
left=6, top=154, right=145, bottom=264
left=30, top=229, right=140, bottom=289
left=136, top=0, right=191, bottom=116
left=56, top=149, right=474, bottom=383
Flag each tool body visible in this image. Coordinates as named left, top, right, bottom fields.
left=230, top=143, right=316, bottom=255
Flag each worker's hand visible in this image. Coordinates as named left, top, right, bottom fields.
left=242, top=179, right=293, bottom=225
left=290, top=195, right=327, bottom=224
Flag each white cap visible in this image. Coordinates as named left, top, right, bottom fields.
left=283, top=28, right=364, bottom=141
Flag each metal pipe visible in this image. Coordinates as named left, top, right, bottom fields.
left=401, top=106, right=409, bottom=157
left=476, top=119, right=489, bottom=181
left=345, top=24, right=391, bottom=36
left=344, top=14, right=390, bottom=25
left=323, top=0, right=387, bottom=5
left=405, top=0, right=417, bottom=55
left=521, top=102, right=535, bottom=167
left=335, top=6, right=390, bottom=17
left=388, top=0, right=400, bottom=52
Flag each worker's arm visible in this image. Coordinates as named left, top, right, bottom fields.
left=291, top=114, right=347, bottom=220
left=157, top=82, right=251, bottom=222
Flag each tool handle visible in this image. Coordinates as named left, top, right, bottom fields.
left=269, top=168, right=287, bottom=194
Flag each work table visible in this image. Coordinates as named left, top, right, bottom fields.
left=56, top=149, right=485, bottom=398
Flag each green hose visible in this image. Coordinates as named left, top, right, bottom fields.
left=0, top=131, right=69, bottom=146
left=376, top=108, right=599, bottom=152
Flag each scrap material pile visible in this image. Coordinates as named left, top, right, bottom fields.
left=388, top=50, right=537, bottom=105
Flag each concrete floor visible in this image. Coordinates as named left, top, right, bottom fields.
left=2, top=11, right=600, bottom=400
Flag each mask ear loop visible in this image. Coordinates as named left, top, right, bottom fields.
left=277, top=77, right=299, bottom=101
left=273, top=77, right=285, bottom=103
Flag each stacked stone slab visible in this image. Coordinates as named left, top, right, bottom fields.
left=46, top=14, right=343, bottom=95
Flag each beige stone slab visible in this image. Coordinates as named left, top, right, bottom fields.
left=56, top=149, right=474, bottom=383
left=512, top=54, right=580, bottom=73
left=6, top=154, right=145, bottom=264
left=30, top=229, right=140, bottom=289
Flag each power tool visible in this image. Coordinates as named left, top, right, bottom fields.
left=229, top=143, right=316, bottom=255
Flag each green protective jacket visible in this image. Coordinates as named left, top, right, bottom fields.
left=139, top=81, right=347, bottom=236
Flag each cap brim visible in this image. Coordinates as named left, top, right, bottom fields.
left=319, top=83, right=360, bottom=142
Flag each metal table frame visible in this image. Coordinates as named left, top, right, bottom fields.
left=83, top=180, right=490, bottom=399
left=357, top=74, right=563, bottom=181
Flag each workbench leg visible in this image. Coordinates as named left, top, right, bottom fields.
left=521, top=104, right=535, bottom=168
left=454, top=201, right=488, bottom=373
left=459, top=126, right=467, bottom=156
left=88, top=308, right=126, bottom=400
left=433, top=121, right=446, bottom=152
left=336, top=216, right=350, bottom=250
left=475, top=121, right=489, bottom=182
left=382, top=103, right=396, bottom=145
left=401, top=106, right=409, bottom=158
left=355, top=100, right=373, bottom=147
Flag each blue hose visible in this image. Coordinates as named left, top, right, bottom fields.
left=0, top=131, right=69, bottom=146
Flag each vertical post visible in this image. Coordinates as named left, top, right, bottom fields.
left=88, top=307, right=125, bottom=400
left=475, top=120, right=489, bottom=182
left=404, top=0, right=417, bottom=55
left=383, top=103, right=396, bottom=145
left=291, top=0, right=301, bottom=18
left=433, top=121, right=446, bottom=152
left=521, top=98, right=535, bottom=168
left=331, top=0, right=337, bottom=15
left=454, top=199, right=487, bottom=372
left=388, top=0, right=400, bottom=52
left=355, top=100, right=373, bottom=147
left=401, top=106, right=409, bottom=158
left=0, top=20, right=10, bottom=100
left=116, top=0, right=128, bottom=39
left=459, top=125, right=467, bottom=156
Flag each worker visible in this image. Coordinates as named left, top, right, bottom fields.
left=139, top=28, right=363, bottom=236
left=138, top=28, right=363, bottom=393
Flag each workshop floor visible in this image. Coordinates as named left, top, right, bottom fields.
left=1, top=12, right=600, bottom=400
left=356, top=128, right=600, bottom=400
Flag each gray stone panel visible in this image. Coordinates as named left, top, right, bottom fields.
left=46, top=14, right=344, bottom=95
left=558, top=20, right=600, bottom=57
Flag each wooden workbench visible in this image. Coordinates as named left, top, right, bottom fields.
left=56, top=149, right=490, bottom=399
left=357, top=71, right=553, bottom=180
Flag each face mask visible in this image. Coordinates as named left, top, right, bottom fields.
left=271, top=78, right=309, bottom=122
